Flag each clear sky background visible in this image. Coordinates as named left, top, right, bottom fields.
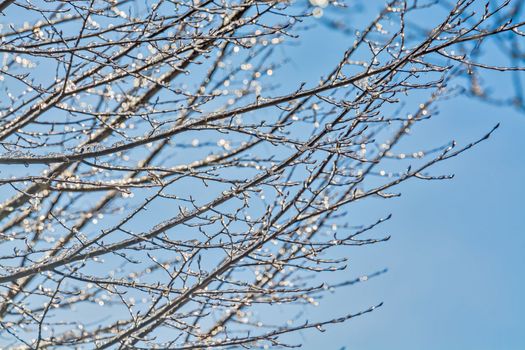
left=266, top=3, right=525, bottom=350
left=1, top=1, right=523, bottom=349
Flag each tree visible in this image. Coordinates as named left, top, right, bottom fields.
left=0, top=0, right=523, bottom=348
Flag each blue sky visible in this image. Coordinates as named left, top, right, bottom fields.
left=270, top=3, right=525, bottom=350
left=0, top=1, right=523, bottom=348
